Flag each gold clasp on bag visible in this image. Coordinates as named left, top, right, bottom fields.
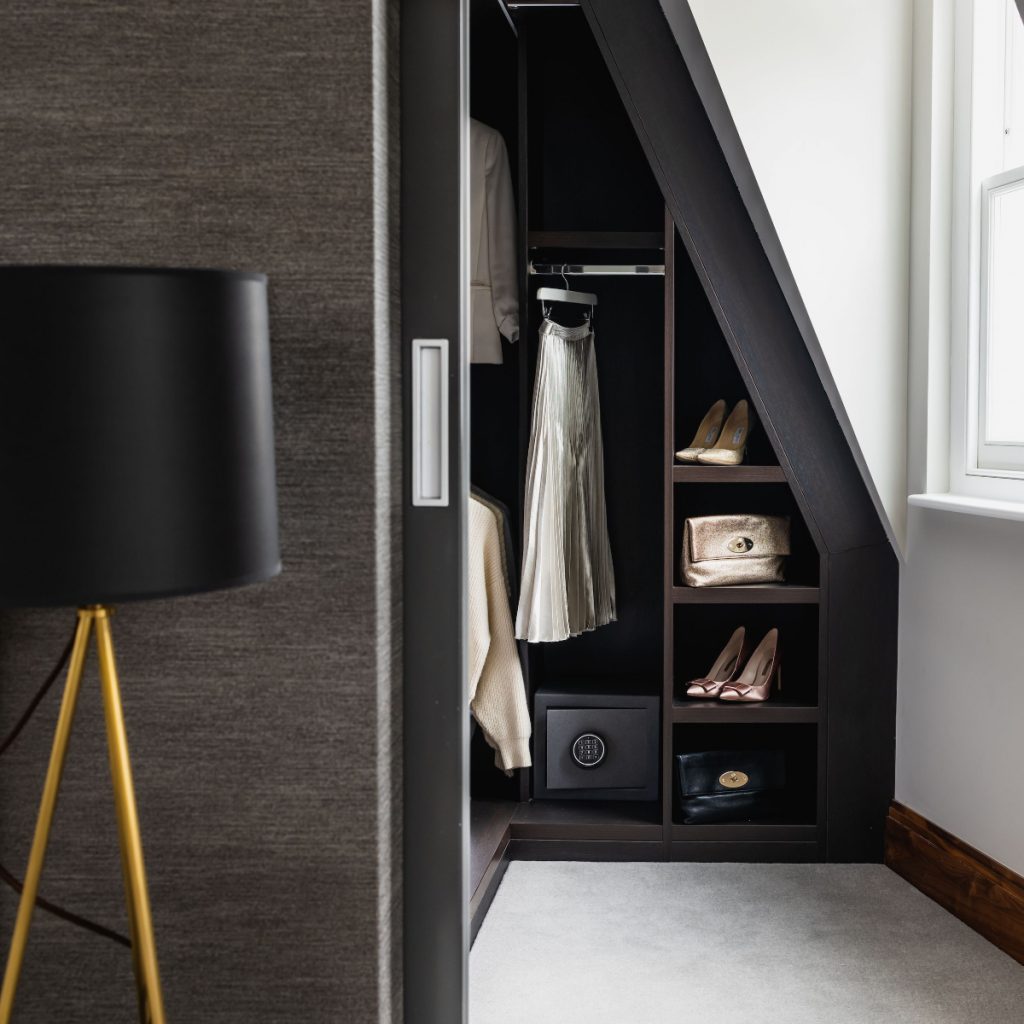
left=727, top=536, right=753, bottom=554
left=719, top=770, right=749, bottom=789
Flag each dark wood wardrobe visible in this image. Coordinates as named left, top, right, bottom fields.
left=468, top=0, right=898, bottom=938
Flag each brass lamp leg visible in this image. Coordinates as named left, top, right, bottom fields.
left=94, top=609, right=166, bottom=1024
left=0, top=611, right=93, bottom=1024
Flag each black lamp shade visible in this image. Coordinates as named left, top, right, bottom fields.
left=0, top=266, right=280, bottom=606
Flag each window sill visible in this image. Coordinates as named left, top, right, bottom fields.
left=908, top=492, right=1024, bottom=523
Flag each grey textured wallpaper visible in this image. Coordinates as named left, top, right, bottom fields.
left=0, top=2, right=401, bottom=1021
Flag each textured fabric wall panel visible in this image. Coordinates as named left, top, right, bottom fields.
left=0, top=2, right=400, bottom=1021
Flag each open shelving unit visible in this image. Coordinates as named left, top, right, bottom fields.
left=469, top=1, right=897, bottom=937
left=662, top=206, right=826, bottom=863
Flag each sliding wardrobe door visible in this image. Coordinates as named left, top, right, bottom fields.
left=401, top=0, right=469, bottom=1023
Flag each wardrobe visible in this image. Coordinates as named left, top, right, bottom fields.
left=464, top=0, right=898, bottom=940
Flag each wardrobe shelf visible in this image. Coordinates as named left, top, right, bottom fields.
left=670, top=822, right=820, bottom=842
left=671, top=585, right=820, bottom=605
left=671, top=465, right=787, bottom=483
left=528, top=230, right=664, bottom=250
left=671, top=700, right=819, bottom=724
left=511, top=799, right=663, bottom=841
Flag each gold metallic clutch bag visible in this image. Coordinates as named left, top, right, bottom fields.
left=681, top=514, right=790, bottom=587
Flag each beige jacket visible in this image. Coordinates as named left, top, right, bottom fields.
left=468, top=497, right=531, bottom=773
left=470, top=119, right=519, bottom=364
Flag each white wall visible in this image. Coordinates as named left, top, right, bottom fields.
left=898, top=505, right=1024, bottom=874
left=896, top=0, right=1024, bottom=876
left=688, top=0, right=913, bottom=548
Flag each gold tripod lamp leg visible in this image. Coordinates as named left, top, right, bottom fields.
left=94, top=609, right=167, bottom=1024
left=0, top=608, right=167, bottom=1024
left=0, top=611, right=93, bottom=1024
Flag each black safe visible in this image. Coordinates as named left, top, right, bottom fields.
left=534, top=685, right=659, bottom=800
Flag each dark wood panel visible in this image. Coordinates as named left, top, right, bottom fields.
left=825, top=544, right=898, bottom=861
left=672, top=585, right=820, bottom=605
left=512, top=799, right=663, bottom=841
left=670, top=841, right=819, bottom=863
left=672, top=465, right=787, bottom=483
left=470, top=831, right=511, bottom=945
left=672, top=823, right=819, bottom=843
left=528, top=230, right=664, bottom=249
left=471, top=799, right=516, bottom=896
left=672, top=700, right=819, bottom=724
left=510, top=839, right=665, bottom=861
left=885, top=802, right=1024, bottom=965
left=662, top=204, right=676, bottom=854
left=402, top=0, right=467, bottom=1019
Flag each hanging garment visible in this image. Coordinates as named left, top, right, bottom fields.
left=471, top=485, right=516, bottom=603
left=516, top=318, right=616, bottom=642
left=468, top=495, right=532, bottom=773
left=470, top=118, right=519, bottom=364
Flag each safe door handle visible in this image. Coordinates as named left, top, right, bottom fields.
left=411, top=338, right=449, bottom=507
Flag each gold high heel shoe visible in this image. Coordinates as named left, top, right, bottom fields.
left=719, top=627, right=781, bottom=702
left=697, top=399, right=752, bottom=466
left=675, top=399, right=726, bottom=462
left=685, top=626, right=749, bottom=698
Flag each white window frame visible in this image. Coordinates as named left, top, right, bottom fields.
left=977, top=166, right=1024, bottom=473
left=949, top=0, right=1024, bottom=503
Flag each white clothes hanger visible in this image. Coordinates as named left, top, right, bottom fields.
left=537, top=271, right=597, bottom=321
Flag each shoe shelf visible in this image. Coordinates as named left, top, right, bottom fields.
left=671, top=585, right=820, bottom=605
left=663, top=207, right=827, bottom=860
left=672, top=465, right=787, bottom=483
left=671, top=699, right=819, bottom=724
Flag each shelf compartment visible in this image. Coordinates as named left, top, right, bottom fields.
left=671, top=723, right=819, bottom=829
left=528, top=230, right=664, bottom=250
left=672, top=465, right=786, bottom=483
left=672, top=602, right=820, bottom=707
left=671, top=482, right=820, bottom=587
left=511, top=799, right=663, bottom=841
left=672, top=585, right=819, bottom=604
left=672, top=700, right=819, bottom=724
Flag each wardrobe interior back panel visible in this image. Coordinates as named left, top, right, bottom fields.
left=525, top=11, right=665, bottom=695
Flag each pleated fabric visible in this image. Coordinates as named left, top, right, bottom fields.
left=516, top=317, right=616, bottom=642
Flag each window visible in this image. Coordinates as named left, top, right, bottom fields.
left=978, top=168, right=1024, bottom=471
left=951, top=0, right=1024, bottom=499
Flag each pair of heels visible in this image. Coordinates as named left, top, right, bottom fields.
left=675, top=399, right=752, bottom=466
left=685, top=626, right=781, bottom=703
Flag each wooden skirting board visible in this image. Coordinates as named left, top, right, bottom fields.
left=885, top=802, right=1024, bottom=965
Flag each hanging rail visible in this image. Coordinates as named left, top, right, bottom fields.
left=529, top=261, right=665, bottom=276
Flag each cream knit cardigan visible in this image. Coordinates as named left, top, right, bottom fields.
left=468, top=497, right=532, bottom=773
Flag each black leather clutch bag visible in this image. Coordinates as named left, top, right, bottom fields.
left=676, top=749, right=785, bottom=824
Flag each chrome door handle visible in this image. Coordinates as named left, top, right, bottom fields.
left=411, top=338, right=449, bottom=507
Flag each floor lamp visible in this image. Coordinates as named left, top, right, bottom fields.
left=0, top=265, right=280, bottom=1022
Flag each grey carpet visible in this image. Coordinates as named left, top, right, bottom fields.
left=470, top=862, right=1024, bottom=1024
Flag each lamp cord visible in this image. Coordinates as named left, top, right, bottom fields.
left=0, top=628, right=131, bottom=948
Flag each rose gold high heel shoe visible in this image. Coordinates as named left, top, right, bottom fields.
left=675, top=399, right=726, bottom=463
left=719, top=628, right=781, bottom=702
left=685, top=626, right=748, bottom=698
left=697, top=399, right=752, bottom=466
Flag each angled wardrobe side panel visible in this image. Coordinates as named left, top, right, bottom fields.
left=582, top=0, right=898, bottom=861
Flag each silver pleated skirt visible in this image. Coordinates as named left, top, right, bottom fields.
left=516, top=318, right=616, bottom=642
